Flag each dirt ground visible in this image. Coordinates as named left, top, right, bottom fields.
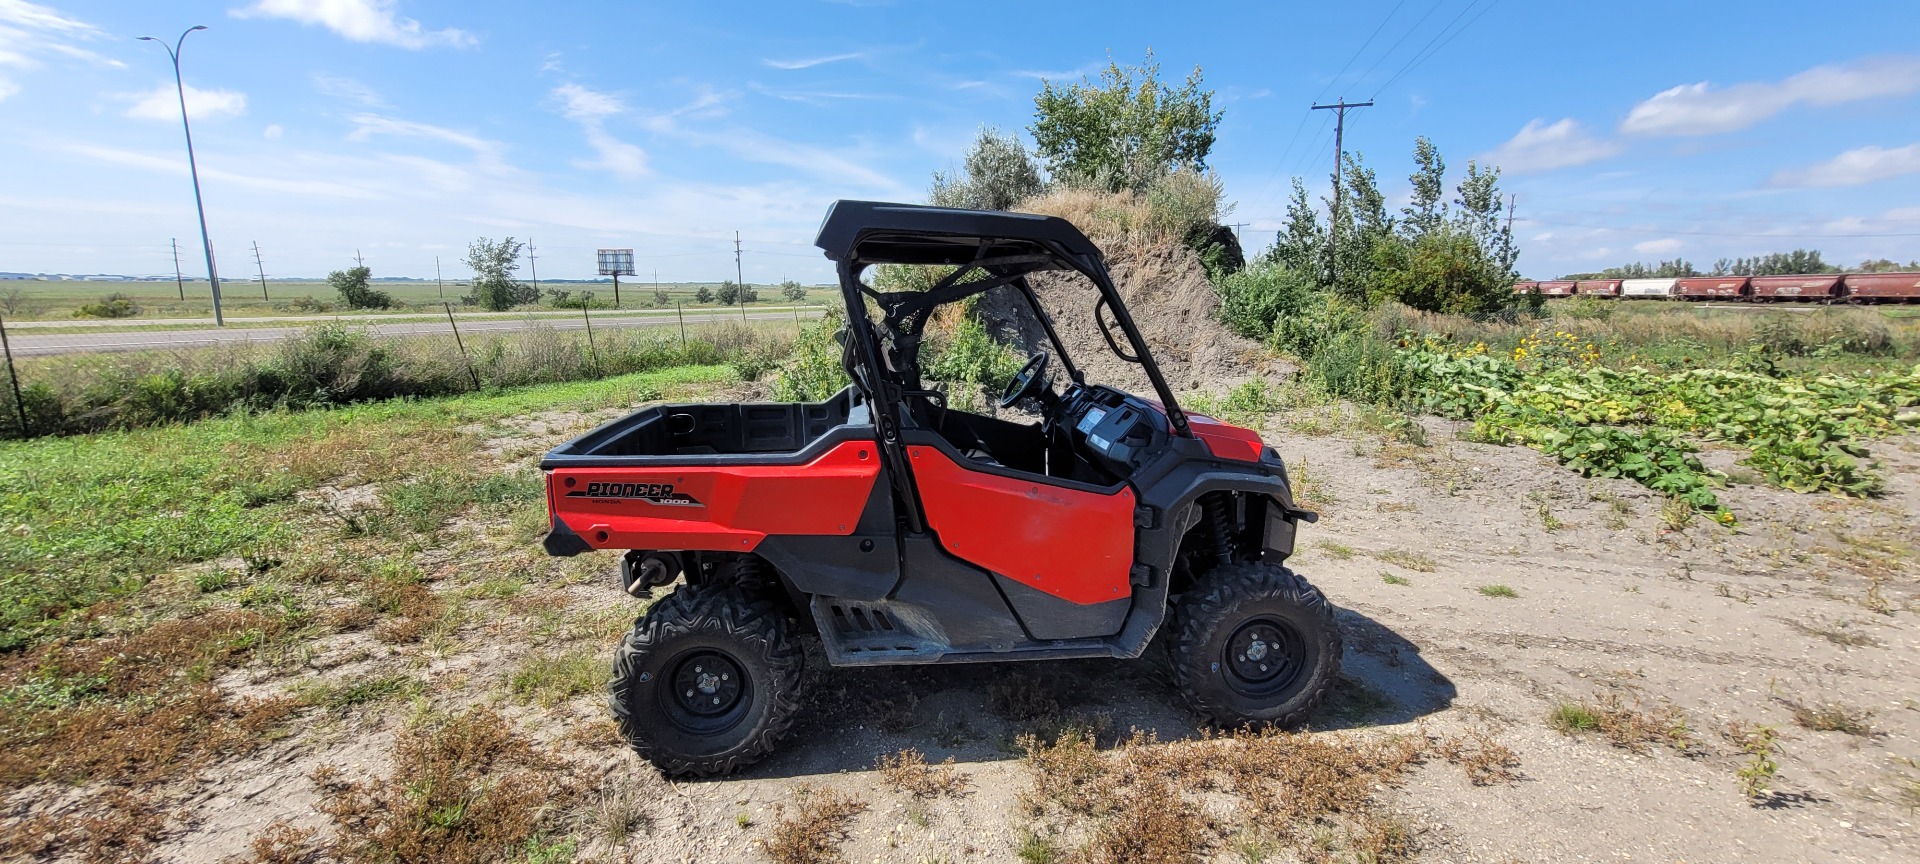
left=81, top=394, right=1909, bottom=864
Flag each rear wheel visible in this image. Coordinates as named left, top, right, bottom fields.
left=610, top=577, right=804, bottom=776
left=1169, top=562, right=1341, bottom=727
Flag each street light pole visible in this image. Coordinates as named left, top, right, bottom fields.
left=139, top=26, right=225, bottom=327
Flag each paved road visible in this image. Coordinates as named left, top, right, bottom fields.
left=7, top=309, right=824, bottom=357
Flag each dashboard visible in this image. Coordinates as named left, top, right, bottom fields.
left=1060, top=385, right=1169, bottom=477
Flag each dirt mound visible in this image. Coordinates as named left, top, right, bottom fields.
left=980, top=224, right=1271, bottom=396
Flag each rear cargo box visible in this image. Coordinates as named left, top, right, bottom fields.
left=1575, top=279, right=1622, bottom=297
left=1619, top=278, right=1676, bottom=298
left=1841, top=272, right=1920, bottom=300
left=1537, top=280, right=1576, bottom=297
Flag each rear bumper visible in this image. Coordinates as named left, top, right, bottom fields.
left=541, top=516, right=593, bottom=557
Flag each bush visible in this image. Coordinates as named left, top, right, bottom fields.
left=74, top=293, right=140, bottom=319
left=329, top=267, right=392, bottom=310
left=654, top=289, right=671, bottom=306
left=779, top=281, right=808, bottom=302
left=467, top=237, right=537, bottom=311
left=929, top=127, right=1046, bottom=211
left=772, top=310, right=850, bottom=401
left=694, top=287, right=714, bottom=304
left=1215, top=262, right=1320, bottom=339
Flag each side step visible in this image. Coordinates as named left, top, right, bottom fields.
left=811, top=597, right=951, bottom=666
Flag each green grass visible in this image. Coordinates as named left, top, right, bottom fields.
left=509, top=649, right=606, bottom=707
left=1547, top=702, right=1600, bottom=733
left=0, top=364, right=732, bottom=649
left=2, top=278, right=835, bottom=322
left=1380, top=573, right=1411, bottom=586
left=1477, top=584, right=1520, bottom=598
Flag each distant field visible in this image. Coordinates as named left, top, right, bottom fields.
left=0, top=278, right=836, bottom=322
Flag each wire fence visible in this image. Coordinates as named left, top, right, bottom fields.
left=0, top=301, right=827, bottom=441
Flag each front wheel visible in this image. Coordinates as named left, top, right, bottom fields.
left=1169, top=562, right=1341, bottom=727
left=609, top=580, right=804, bottom=776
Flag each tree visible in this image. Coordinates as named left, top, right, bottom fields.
left=1266, top=178, right=1326, bottom=275
left=329, top=265, right=391, bottom=309
left=779, top=280, right=808, bottom=302
left=929, top=127, right=1046, bottom=211
left=654, top=288, right=671, bottom=306
left=1401, top=137, right=1447, bottom=239
left=466, top=237, right=535, bottom=311
left=1030, top=50, right=1222, bottom=193
left=695, top=286, right=714, bottom=304
left=1711, top=249, right=1839, bottom=276
left=716, top=280, right=758, bottom=305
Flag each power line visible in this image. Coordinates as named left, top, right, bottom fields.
left=1374, top=0, right=1503, bottom=98
left=1313, top=99, right=1373, bottom=281
left=1313, top=0, right=1410, bottom=104
left=1352, top=0, right=1447, bottom=91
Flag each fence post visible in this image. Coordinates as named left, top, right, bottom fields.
left=444, top=302, right=480, bottom=392
left=676, top=302, right=686, bottom=349
left=582, top=301, right=599, bottom=376
left=792, top=304, right=802, bottom=333
left=0, top=311, right=27, bottom=438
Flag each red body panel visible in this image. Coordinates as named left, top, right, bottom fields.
left=1511, top=281, right=1539, bottom=295
left=547, top=440, right=880, bottom=551
left=1576, top=279, right=1622, bottom=297
left=1187, top=413, right=1266, bottom=462
left=906, top=445, right=1135, bottom=605
left=1750, top=275, right=1841, bottom=300
left=1537, top=280, right=1576, bottom=296
left=1842, top=272, right=1920, bottom=299
left=1676, top=277, right=1749, bottom=299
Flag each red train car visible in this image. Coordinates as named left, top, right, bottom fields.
left=1537, top=280, right=1576, bottom=297
left=1750, top=274, right=1842, bottom=302
left=1842, top=272, right=1920, bottom=302
left=1511, top=281, right=1539, bottom=295
left=1575, top=279, right=1622, bottom=297
left=1675, top=276, right=1749, bottom=300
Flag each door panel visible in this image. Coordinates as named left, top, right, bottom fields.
left=905, top=444, right=1135, bottom=606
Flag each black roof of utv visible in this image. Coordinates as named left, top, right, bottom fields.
left=813, top=200, right=1100, bottom=265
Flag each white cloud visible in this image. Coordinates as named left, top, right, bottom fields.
left=1771, top=143, right=1920, bottom=188
left=347, top=113, right=507, bottom=172
left=1481, top=118, right=1621, bottom=174
left=231, top=0, right=475, bottom=49
left=312, top=73, right=387, bottom=107
left=0, top=0, right=121, bottom=98
left=123, top=83, right=248, bottom=121
left=551, top=83, right=648, bottom=179
left=0, top=0, right=95, bottom=34
left=1622, top=56, right=1920, bottom=137
left=762, top=51, right=866, bottom=70
left=263, top=123, right=283, bottom=139
left=1633, top=238, right=1684, bottom=255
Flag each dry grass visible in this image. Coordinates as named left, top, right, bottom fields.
left=1015, top=726, right=1471, bottom=864
left=1788, top=700, right=1875, bottom=736
left=1369, top=548, right=1438, bottom=572
left=876, top=748, right=972, bottom=799
left=246, top=822, right=320, bottom=864
left=315, top=705, right=584, bottom=864
left=1437, top=729, right=1522, bottom=786
left=760, top=785, right=868, bottom=864
left=1548, top=692, right=1692, bottom=753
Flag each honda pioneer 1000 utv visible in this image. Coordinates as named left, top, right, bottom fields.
left=540, top=201, right=1339, bottom=775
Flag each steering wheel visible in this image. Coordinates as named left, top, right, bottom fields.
left=1000, top=351, right=1050, bottom=408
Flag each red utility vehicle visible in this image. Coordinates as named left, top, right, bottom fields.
left=541, top=202, right=1337, bottom=775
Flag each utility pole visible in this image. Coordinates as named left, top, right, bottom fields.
left=1311, top=98, right=1372, bottom=284
left=527, top=238, right=540, bottom=297
left=170, top=238, right=185, bottom=301
left=436, top=256, right=444, bottom=299
left=355, top=249, right=365, bottom=268
left=734, top=231, right=745, bottom=314
left=139, top=26, right=224, bottom=326
left=251, top=240, right=268, bottom=300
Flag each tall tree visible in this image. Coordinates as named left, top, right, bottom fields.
left=1029, top=50, right=1222, bottom=193
left=1267, top=178, right=1327, bottom=275
left=1401, top=137, right=1447, bottom=239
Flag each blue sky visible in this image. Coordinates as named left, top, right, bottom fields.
left=2, top=0, right=1918, bottom=282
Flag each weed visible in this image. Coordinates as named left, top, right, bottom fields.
left=1726, top=722, right=1780, bottom=801
left=1438, top=730, right=1521, bottom=786
left=1316, top=540, right=1356, bottom=560
left=986, top=673, right=1066, bottom=725
left=296, top=674, right=421, bottom=713
left=580, top=774, right=652, bottom=850
left=1659, top=496, right=1695, bottom=531
left=736, top=812, right=755, bottom=830
left=195, top=569, right=234, bottom=593
left=1548, top=693, right=1691, bottom=753
left=1477, top=584, right=1519, bottom=598
left=1789, top=618, right=1878, bottom=647
left=1788, top=701, right=1874, bottom=736
left=1370, top=548, right=1438, bottom=572
left=509, top=648, right=605, bottom=708
left=1014, top=830, right=1060, bottom=864
left=246, top=822, right=319, bottom=864
left=761, top=785, right=867, bottom=864
left=877, top=748, right=972, bottom=799
left=1380, top=573, right=1411, bottom=586
left=317, top=705, right=583, bottom=864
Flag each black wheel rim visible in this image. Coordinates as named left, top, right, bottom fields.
left=1221, top=617, right=1307, bottom=699
left=659, top=649, right=752, bottom=735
